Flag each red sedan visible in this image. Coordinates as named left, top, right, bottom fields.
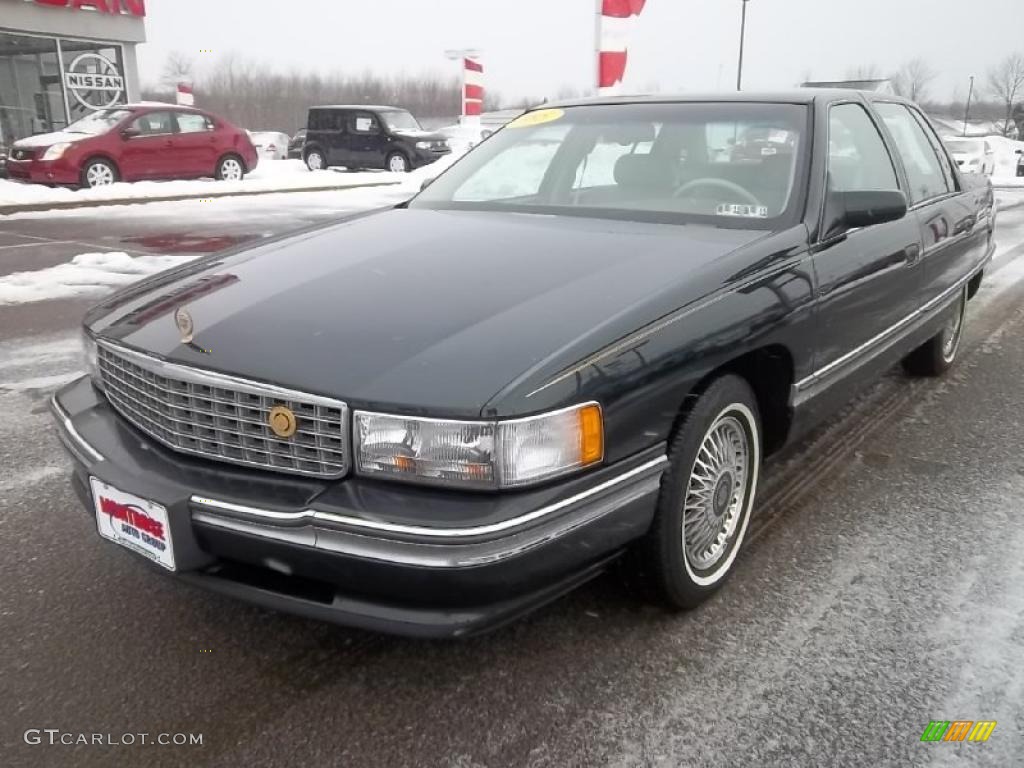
left=6, top=104, right=258, bottom=189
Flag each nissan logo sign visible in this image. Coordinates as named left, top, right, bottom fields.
left=64, top=53, right=125, bottom=110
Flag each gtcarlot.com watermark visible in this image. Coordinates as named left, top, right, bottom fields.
left=24, top=729, right=203, bottom=747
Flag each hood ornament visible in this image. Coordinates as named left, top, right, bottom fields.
left=174, top=307, right=194, bottom=344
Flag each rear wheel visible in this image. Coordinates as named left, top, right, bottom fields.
left=902, top=286, right=968, bottom=377
left=305, top=148, right=325, bottom=171
left=80, top=158, right=117, bottom=188
left=386, top=152, right=410, bottom=173
left=641, top=375, right=761, bottom=609
left=216, top=154, right=245, bottom=181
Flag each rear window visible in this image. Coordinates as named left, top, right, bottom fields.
left=308, top=110, right=346, bottom=131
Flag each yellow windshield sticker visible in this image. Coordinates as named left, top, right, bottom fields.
left=507, top=108, right=565, bottom=128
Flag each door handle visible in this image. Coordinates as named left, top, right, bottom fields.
left=903, top=244, right=921, bottom=266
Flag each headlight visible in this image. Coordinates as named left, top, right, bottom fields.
left=42, top=142, right=72, bottom=161
left=81, top=330, right=100, bottom=385
left=415, top=141, right=431, bottom=149
left=355, top=403, right=604, bottom=489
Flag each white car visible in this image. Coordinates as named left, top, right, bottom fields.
left=437, top=124, right=494, bottom=154
left=945, top=138, right=995, bottom=175
left=248, top=131, right=290, bottom=161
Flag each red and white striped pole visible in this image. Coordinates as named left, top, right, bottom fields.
left=463, top=57, right=484, bottom=120
left=176, top=82, right=194, bottom=106
left=596, top=0, right=646, bottom=95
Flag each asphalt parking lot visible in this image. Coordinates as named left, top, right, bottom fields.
left=1, top=190, right=1023, bottom=767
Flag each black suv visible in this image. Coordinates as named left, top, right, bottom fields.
left=303, top=105, right=450, bottom=173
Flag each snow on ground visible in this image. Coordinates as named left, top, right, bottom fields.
left=988, top=135, right=1024, bottom=187
left=0, top=251, right=199, bottom=305
left=0, top=152, right=463, bottom=209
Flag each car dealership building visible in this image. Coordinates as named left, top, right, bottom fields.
left=0, top=0, right=146, bottom=148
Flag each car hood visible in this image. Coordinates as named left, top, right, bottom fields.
left=87, top=209, right=765, bottom=416
left=13, top=130, right=90, bottom=148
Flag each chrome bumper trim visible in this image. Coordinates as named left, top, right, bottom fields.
left=50, top=394, right=104, bottom=464
left=191, top=455, right=668, bottom=541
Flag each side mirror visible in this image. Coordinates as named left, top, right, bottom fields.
left=121, top=128, right=140, bottom=140
left=826, top=190, right=907, bottom=237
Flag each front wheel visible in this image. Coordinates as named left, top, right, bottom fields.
left=386, top=152, right=410, bottom=173
left=215, top=155, right=245, bottom=181
left=80, top=158, right=118, bottom=188
left=902, top=286, right=968, bottom=377
left=642, top=375, right=761, bottom=609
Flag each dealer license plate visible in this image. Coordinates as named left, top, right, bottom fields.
left=90, top=478, right=176, bottom=571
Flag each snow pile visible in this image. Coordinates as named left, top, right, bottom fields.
left=0, top=251, right=199, bottom=305
left=0, top=160, right=400, bottom=208
left=0, top=148, right=471, bottom=209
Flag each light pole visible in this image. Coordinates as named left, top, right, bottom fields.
left=736, top=0, right=750, bottom=91
left=963, top=75, right=974, bottom=137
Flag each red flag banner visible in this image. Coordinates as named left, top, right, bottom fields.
left=464, top=57, right=483, bottom=117
left=598, top=0, right=646, bottom=91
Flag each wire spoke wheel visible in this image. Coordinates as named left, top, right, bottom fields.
left=682, top=414, right=750, bottom=571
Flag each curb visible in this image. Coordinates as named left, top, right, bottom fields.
left=0, top=180, right=403, bottom=216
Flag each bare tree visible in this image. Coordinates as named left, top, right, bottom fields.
left=987, top=53, right=1024, bottom=136
left=160, top=51, right=195, bottom=90
left=845, top=64, right=881, bottom=81
left=891, top=58, right=937, bottom=102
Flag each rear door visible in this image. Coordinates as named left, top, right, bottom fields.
left=169, top=111, right=218, bottom=177
left=809, top=100, right=924, bottom=382
left=873, top=101, right=985, bottom=313
left=118, top=110, right=177, bottom=180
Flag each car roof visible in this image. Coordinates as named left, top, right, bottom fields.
left=308, top=105, right=406, bottom=112
left=119, top=102, right=204, bottom=112
left=541, top=89, right=917, bottom=109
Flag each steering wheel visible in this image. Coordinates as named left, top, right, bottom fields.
left=673, top=177, right=763, bottom=208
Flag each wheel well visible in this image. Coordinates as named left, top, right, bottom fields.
left=671, top=345, right=795, bottom=456
left=967, top=271, right=983, bottom=300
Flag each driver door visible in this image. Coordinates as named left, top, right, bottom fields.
left=119, top=111, right=177, bottom=180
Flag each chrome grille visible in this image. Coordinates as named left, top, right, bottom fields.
left=97, top=343, right=349, bottom=478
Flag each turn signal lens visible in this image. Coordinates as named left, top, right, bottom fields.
left=579, top=404, right=604, bottom=465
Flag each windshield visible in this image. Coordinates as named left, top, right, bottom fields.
left=945, top=139, right=980, bottom=154
left=382, top=110, right=422, bottom=132
left=411, top=102, right=808, bottom=228
left=65, top=109, right=132, bottom=135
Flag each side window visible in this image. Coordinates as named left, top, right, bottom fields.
left=908, top=108, right=958, bottom=192
left=350, top=113, right=380, bottom=135
left=828, top=103, right=900, bottom=192
left=129, top=111, right=174, bottom=136
left=175, top=113, right=213, bottom=133
left=874, top=102, right=950, bottom=204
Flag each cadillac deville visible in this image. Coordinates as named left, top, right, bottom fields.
left=52, top=92, right=996, bottom=637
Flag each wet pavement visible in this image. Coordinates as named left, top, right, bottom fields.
left=1, top=193, right=1023, bottom=767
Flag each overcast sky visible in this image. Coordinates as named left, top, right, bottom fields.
left=138, top=0, right=1021, bottom=103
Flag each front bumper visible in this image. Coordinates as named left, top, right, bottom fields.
left=5, top=156, right=80, bottom=184
left=52, top=376, right=665, bottom=637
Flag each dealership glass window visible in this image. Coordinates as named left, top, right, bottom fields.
left=0, top=31, right=66, bottom=148
left=58, top=39, right=127, bottom=125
